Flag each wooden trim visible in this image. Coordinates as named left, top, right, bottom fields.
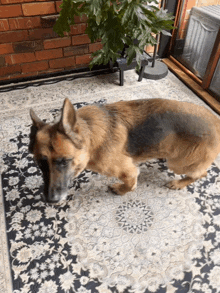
left=202, top=28, right=220, bottom=89
left=169, top=56, right=202, bottom=85
left=169, top=0, right=184, bottom=53
left=163, top=58, right=220, bottom=115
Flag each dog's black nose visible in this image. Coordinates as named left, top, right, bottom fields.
left=46, top=196, right=60, bottom=204
left=46, top=186, right=67, bottom=204
left=47, top=195, right=61, bottom=204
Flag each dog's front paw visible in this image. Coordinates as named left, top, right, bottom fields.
left=166, top=180, right=183, bottom=190
left=165, top=179, right=186, bottom=190
left=108, top=183, right=128, bottom=195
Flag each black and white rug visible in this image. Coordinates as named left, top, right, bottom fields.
left=1, top=70, right=220, bottom=293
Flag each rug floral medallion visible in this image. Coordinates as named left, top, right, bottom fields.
left=0, top=71, right=220, bottom=293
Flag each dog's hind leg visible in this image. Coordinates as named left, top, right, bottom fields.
left=166, top=154, right=215, bottom=190
left=166, top=171, right=207, bottom=190
left=165, top=140, right=220, bottom=190
left=109, top=157, right=139, bottom=195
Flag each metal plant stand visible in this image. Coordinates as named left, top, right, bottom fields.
left=116, top=56, right=148, bottom=86
left=143, top=34, right=168, bottom=80
left=109, top=42, right=148, bottom=86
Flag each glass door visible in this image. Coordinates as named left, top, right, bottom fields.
left=170, top=0, right=220, bottom=99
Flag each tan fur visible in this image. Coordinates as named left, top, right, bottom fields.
left=30, top=98, right=220, bottom=203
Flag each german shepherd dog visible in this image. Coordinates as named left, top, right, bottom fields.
left=29, top=98, right=220, bottom=203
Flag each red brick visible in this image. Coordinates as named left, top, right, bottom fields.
left=44, top=37, right=71, bottom=49
left=63, top=44, right=88, bottom=57
left=0, top=4, right=23, bottom=18
left=22, top=2, right=56, bottom=16
left=36, top=48, right=63, bottom=60
left=54, top=5, right=87, bottom=20
left=75, top=54, right=91, bottom=65
left=0, top=76, right=10, bottom=81
left=72, top=34, right=91, bottom=45
left=11, top=67, right=63, bottom=80
left=0, top=30, right=28, bottom=44
left=8, top=72, right=35, bottom=79
left=55, top=1, right=62, bottom=13
left=13, top=40, right=43, bottom=53
left=5, top=71, right=35, bottom=80
left=41, top=15, right=58, bottom=28
left=0, top=43, right=14, bottom=54
left=74, top=14, right=88, bottom=24
left=5, top=52, right=36, bottom=65
left=186, top=0, right=196, bottom=10
left=21, top=60, right=49, bottom=73
left=0, top=64, right=21, bottom=77
left=49, top=56, right=75, bottom=69
left=1, top=0, right=30, bottom=3
left=145, top=44, right=154, bottom=53
left=89, top=42, right=103, bottom=53
left=0, top=56, right=5, bottom=67
left=0, top=19, right=9, bottom=31
left=28, top=28, right=58, bottom=40
left=40, top=68, right=63, bottom=75
left=9, top=17, right=41, bottom=30
left=38, top=68, right=64, bottom=77
left=70, top=23, right=87, bottom=35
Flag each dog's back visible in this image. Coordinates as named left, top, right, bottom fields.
left=100, top=99, right=220, bottom=158
left=99, top=99, right=220, bottom=190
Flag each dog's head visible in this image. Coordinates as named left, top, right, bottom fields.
left=29, top=98, right=89, bottom=204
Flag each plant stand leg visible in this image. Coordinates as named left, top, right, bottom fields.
left=109, top=60, right=114, bottom=73
left=120, top=69, right=124, bottom=86
left=138, top=65, right=145, bottom=82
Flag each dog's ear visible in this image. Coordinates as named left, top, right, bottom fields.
left=29, top=124, right=38, bottom=154
left=59, top=98, right=83, bottom=149
left=29, top=109, right=45, bottom=153
left=59, top=98, right=76, bottom=132
left=30, top=109, right=46, bottom=129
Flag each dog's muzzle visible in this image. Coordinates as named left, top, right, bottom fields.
left=44, top=186, right=68, bottom=204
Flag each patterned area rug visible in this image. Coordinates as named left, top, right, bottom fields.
left=1, top=70, right=220, bottom=293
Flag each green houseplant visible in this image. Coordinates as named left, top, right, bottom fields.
left=53, top=0, right=175, bottom=69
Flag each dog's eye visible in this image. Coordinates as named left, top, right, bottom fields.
left=55, top=158, right=71, bottom=167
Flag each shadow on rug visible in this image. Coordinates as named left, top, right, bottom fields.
left=1, top=101, right=220, bottom=293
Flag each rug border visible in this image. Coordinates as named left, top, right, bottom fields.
left=0, top=174, right=13, bottom=293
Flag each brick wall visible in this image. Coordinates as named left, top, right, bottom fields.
left=0, top=0, right=102, bottom=82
